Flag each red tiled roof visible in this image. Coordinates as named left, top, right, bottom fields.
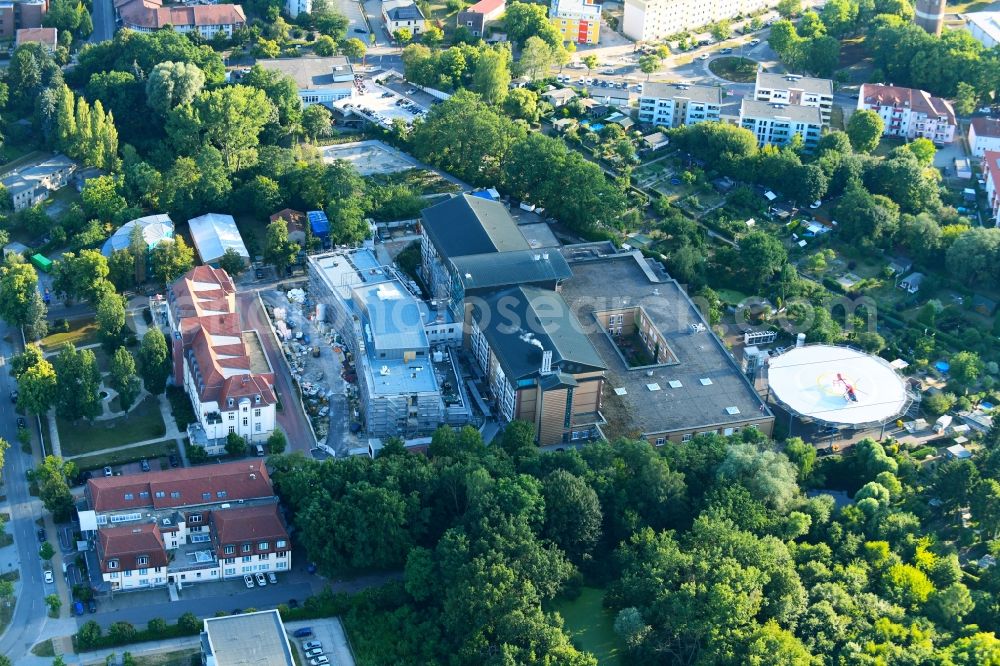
left=984, top=150, right=1000, bottom=182
left=211, top=504, right=289, bottom=558
left=87, top=461, right=274, bottom=513
left=466, top=0, right=504, bottom=13
left=16, top=28, right=57, bottom=47
left=98, top=523, right=168, bottom=573
left=119, top=0, right=246, bottom=29
left=860, top=83, right=956, bottom=126
left=269, top=209, right=306, bottom=228
left=972, top=117, right=1000, bottom=139
left=169, top=266, right=275, bottom=406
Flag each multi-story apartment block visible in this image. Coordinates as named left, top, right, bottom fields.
left=166, top=266, right=276, bottom=453
left=857, top=83, right=957, bottom=145
left=309, top=249, right=470, bottom=439
left=81, top=462, right=290, bottom=592
left=623, top=0, right=778, bottom=42
left=550, top=0, right=602, bottom=44
left=285, top=0, right=310, bottom=18
left=740, top=99, right=822, bottom=149
left=637, top=82, right=722, bottom=128
left=0, top=0, right=48, bottom=41
left=754, top=72, right=833, bottom=126
left=969, top=117, right=1000, bottom=158
left=116, top=0, right=246, bottom=38
left=0, top=153, right=75, bottom=211
left=984, top=150, right=1000, bottom=227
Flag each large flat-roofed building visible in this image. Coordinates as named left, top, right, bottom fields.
left=470, top=286, right=606, bottom=445
left=167, top=266, right=276, bottom=452
left=740, top=99, right=822, bottom=149
left=550, top=0, right=601, bottom=44
left=623, top=0, right=778, bottom=42
left=309, top=249, right=470, bottom=438
left=1, top=153, right=76, bottom=211
left=81, top=462, right=290, bottom=592
left=754, top=72, right=833, bottom=126
left=857, top=83, right=957, bottom=145
left=256, top=57, right=355, bottom=107
left=965, top=11, right=1000, bottom=47
left=202, top=610, right=294, bottom=666
left=559, top=249, right=774, bottom=444
left=637, top=82, right=721, bottom=128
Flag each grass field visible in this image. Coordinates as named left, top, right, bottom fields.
left=57, top=396, right=166, bottom=457
left=708, top=57, right=758, bottom=83
left=72, top=440, right=178, bottom=473
left=130, top=648, right=199, bottom=666
left=40, top=317, right=99, bottom=352
left=552, top=587, right=622, bottom=665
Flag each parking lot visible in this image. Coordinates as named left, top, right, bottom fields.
left=286, top=618, right=355, bottom=666
left=335, top=78, right=427, bottom=129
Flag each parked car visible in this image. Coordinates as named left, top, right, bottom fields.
left=306, top=648, right=324, bottom=658
left=44, top=570, right=53, bottom=584
left=749, top=38, right=761, bottom=46
left=304, top=641, right=323, bottom=651
left=810, top=200, right=822, bottom=209
left=293, top=627, right=313, bottom=638
left=73, top=601, right=85, bottom=616
left=255, top=268, right=264, bottom=280
left=255, top=572, right=267, bottom=587
left=244, top=574, right=255, bottom=589
left=698, top=53, right=709, bottom=60
left=87, top=599, right=97, bottom=613
left=720, top=47, right=732, bottom=53
left=16, top=417, right=25, bottom=429
left=268, top=572, right=277, bottom=584
left=140, top=459, right=151, bottom=472
left=9, top=389, right=17, bottom=403
left=309, top=657, right=329, bottom=666
left=168, top=454, right=179, bottom=468
left=37, top=528, right=46, bottom=543
left=104, top=466, right=113, bottom=477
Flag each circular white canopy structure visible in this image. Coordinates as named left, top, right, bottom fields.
left=767, top=345, right=908, bottom=426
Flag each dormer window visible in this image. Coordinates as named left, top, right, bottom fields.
left=242, top=543, right=251, bottom=553
left=227, top=398, right=234, bottom=408
left=224, top=545, right=235, bottom=555
left=108, top=559, right=119, bottom=570
left=254, top=395, right=261, bottom=404
left=137, top=556, right=149, bottom=566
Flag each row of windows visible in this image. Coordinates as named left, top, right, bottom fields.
left=223, top=540, right=287, bottom=555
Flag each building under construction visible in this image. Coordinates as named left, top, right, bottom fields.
left=308, top=249, right=470, bottom=439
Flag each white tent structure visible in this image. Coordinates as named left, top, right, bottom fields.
left=188, top=213, right=250, bottom=266
left=101, top=214, right=174, bottom=257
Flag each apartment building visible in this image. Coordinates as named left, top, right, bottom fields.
left=969, top=117, right=1000, bottom=158
left=550, top=0, right=602, bottom=44
left=857, top=83, right=957, bottom=145
left=623, top=0, right=778, bottom=42
left=0, top=0, right=48, bottom=41
left=456, top=0, right=504, bottom=37
left=309, top=249, right=470, bottom=439
left=754, top=71, right=833, bottom=126
left=1, top=153, right=76, bottom=211
left=81, top=462, right=290, bottom=592
left=740, top=99, right=822, bottom=149
left=166, top=266, right=276, bottom=453
left=116, top=0, right=246, bottom=38
left=637, top=82, right=722, bottom=128
left=984, top=150, right=1000, bottom=227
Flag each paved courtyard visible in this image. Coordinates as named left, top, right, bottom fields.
left=320, top=140, right=415, bottom=175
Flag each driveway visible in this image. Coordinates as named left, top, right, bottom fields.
left=237, top=290, right=315, bottom=453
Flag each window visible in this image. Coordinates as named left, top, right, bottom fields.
left=124, top=570, right=132, bottom=577
left=137, top=556, right=148, bottom=566
left=225, top=558, right=235, bottom=565
left=242, top=544, right=251, bottom=553
left=139, top=568, right=148, bottom=576
left=682, top=433, right=693, bottom=442
left=217, top=491, right=227, bottom=499
left=108, top=559, right=119, bottom=570
left=655, top=437, right=666, bottom=446
left=277, top=561, right=288, bottom=570
left=229, top=413, right=235, bottom=421
left=258, top=541, right=268, bottom=550
left=139, top=491, right=149, bottom=499
left=170, top=491, right=181, bottom=499
left=189, top=514, right=202, bottom=524
left=242, top=556, right=252, bottom=563
left=224, top=544, right=235, bottom=555
left=254, top=395, right=261, bottom=404
left=229, top=426, right=235, bottom=434
left=254, top=409, right=261, bottom=417
left=276, top=540, right=287, bottom=549
left=243, top=417, right=248, bottom=427
left=155, top=491, right=165, bottom=499
left=258, top=554, right=268, bottom=561
left=124, top=493, right=134, bottom=501
left=228, top=398, right=234, bottom=408
left=201, top=492, right=211, bottom=501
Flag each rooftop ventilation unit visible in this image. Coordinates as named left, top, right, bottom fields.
left=647, top=383, right=661, bottom=391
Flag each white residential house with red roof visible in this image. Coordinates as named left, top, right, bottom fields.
left=82, top=462, right=290, bottom=592
left=969, top=117, right=1000, bottom=158
left=984, top=150, right=1000, bottom=227
left=167, top=266, right=276, bottom=454
left=857, top=83, right=957, bottom=145
left=115, top=0, right=246, bottom=37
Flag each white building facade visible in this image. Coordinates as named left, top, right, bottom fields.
left=637, top=83, right=722, bottom=128
left=740, top=99, right=822, bottom=149
left=857, top=83, right=957, bottom=145
left=754, top=72, right=833, bottom=126
left=623, top=0, right=779, bottom=42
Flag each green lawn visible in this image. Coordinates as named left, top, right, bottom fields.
left=57, top=396, right=166, bottom=457
left=39, top=317, right=100, bottom=352
left=708, top=57, right=758, bottom=83
left=552, top=587, right=622, bottom=665
left=71, top=440, right=178, bottom=473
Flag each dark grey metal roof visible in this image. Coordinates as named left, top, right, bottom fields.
left=472, top=286, right=605, bottom=381
left=420, top=194, right=528, bottom=260
left=450, top=249, right=571, bottom=291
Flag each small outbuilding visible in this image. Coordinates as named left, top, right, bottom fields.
left=899, top=272, right=925, bottom=294
left=945, top=443, right=971, bottom=459
left=188, top=213, right=250, bottom=267
left=308, top=210, right=330, bottom=247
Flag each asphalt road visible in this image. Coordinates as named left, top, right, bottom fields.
left=89, top=0, right=116, bottom=43
left=0, top=322, right=59, bottom=661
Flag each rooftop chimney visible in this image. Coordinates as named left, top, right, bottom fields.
left=540, top=350, right=553, bottom=375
